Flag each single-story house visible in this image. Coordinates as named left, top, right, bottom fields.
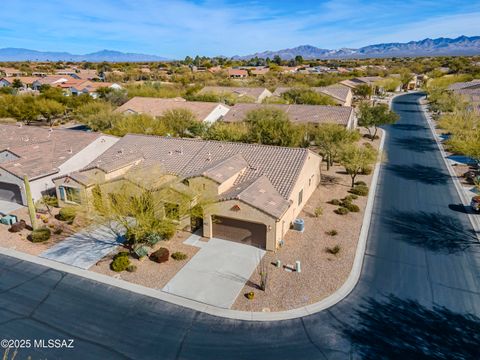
left=0, top=124, right=118, bottom=205
left=53, top=134, right=322, bottom=251
left=32, top=75, right=72, bottom=90
left=197, top=86, right=273, bottom=103
left=115, top=97, right=230, bottom=124
left=68, top=81, right=122, bottom=98
left=0, top=68, right=26, bottom=77
left=228, top=69, right=248, bottom=78
left=340, top=76, right=383, bottom=90
left=447, top=80, right=480, bottom=91
left=273, top=85, right=353, bottom=106
left=0, top=77, right=38, bottom=89
left=222, top=103, right=357, bottom=129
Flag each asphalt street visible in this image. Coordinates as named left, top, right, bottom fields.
left=0, top=93, right=479, bottom=359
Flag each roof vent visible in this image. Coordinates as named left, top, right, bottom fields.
left=206, top=152, right=211, bottom=161
left=117, top=148, right=124, bottom=154
left=67, top=147, right=72, bottom=154
left=168, top=151, right=173, bottom=155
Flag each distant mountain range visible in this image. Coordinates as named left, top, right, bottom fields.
left=234, top=36, right=480, bottom=60
left=0, top=48, right=169, bottom=62
left=1, top=36, right=479, bottom=62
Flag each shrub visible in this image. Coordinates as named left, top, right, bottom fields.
left=150, top=248, right=169, bottom=263
left=334, top=207, right=349, bottom=215
left=53, top=227, right=63, bottom=235
left=42, top=195, right=59, bottom=207
left=343, top=202, right=360, bottom=212
left=326, top=245, right=341, bottom=255
left=171, top=251, right=188, bottom=261
left=113, top=251, right=129, bottom=260
left=354, top=181, right=367, bottom=186
left=144, top=232, right=163, bottom=246
left=126, top=265, right=137, bottom=272
left=314, top=207, right=323, bottom=217
left=326, top=229, right=338, bottom=236
left=58, top=207, right=77, bottom=222
left=349, top=185, right=369, bottom=196
left=30, top=227, right=51, bottom=243
left=361, top=167, right=373, bottom=175
left=159, top=223, right=176, bottom=240
left=110, top=255, right=130, bottom=272
left=328, top=199, right=341, bottom=206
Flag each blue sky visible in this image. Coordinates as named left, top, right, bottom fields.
left=1, top=0, right=480, bottom=58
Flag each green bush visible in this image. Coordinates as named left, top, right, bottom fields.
left=328, top=199, right=341, bottom=206
left=113, top=251, right=129, bottom=260
left=314, top=207, right=323, bottom=217
left=30, top=227, right=51, bottom=243
left=58, top=207, right=77, bottom=222
left=159, top=223, right=176, bottom=240
left=326, top=229, right=338, bottom=236
left=326, top=245, right=341, bottom=255
left=354, top=181, right=367, bottom=186
left=43, top=195, right=59, bottom=207
left=349, top=185, right=369, bottom=196
left=144, top=232, right=163, bottom=246
left=150, top=248, right=169, bottom=263
left=126, top=265, right=137, bottom=272
left=343, top=202, right=360, bottom=212
left=334, top=207, right=349, bottom=215
left=344, top=194, right=358, bottom=201
left=171, top=251, right=188, bottom=261
left=110, top=255, right=130, bottom=272
left=361, top=167, right=373, bottom=175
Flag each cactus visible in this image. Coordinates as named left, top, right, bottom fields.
left=23, top=176, right=37, bottom=230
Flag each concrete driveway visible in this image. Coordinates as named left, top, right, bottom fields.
left=0, top=200, right=23, bottom=215
left=40, top=222, right=126, bottom=269
left=162, top=238, right=265, bottom=309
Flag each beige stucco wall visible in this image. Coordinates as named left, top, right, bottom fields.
left=203, top=199, right=277, bottom=251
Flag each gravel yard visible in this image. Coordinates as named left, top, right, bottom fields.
left=91, top=230, right=200, bottom=289
left=232, top=130, right=383, bottom=312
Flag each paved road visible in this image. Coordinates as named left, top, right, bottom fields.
left=1, top=93, right=479, bottom=359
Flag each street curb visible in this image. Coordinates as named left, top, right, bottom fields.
left=0, top=133, right=386, bottom=322
left=420, top=97, right=480, bottom=236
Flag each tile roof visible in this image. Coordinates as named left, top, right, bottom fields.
left=228, top=69, right=248, bottom=76
left=81, top=134, right=314, bottom=217
left=115, top=97, right=228, bottom=121
left=447, top=80, right=480, bottom=91
left=0, top=124, right=101, bottom=179
left=198, top=86, right=268, bottom=100
left=273, top=85, right=351, bottom=104
left=222, top=103, right=354, bottom=126
left=0, top=76, right=38, bottom=85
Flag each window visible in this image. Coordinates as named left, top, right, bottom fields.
left=164, top=203, right=180, bottom=220
left=64, top=186, right=81, bottom=204
left=298, top=189, right=303, bottom=206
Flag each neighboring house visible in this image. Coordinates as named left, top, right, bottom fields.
left=0, top=77, right=38, bottom=89
left=115, top=97, right=230, bottom=124
left=53, top=134, right=322, bottom=251
left=0, top=68, right=26, bottom=77
left=197, top=86, right=273, bottom=103
left=32, top=75, right=72, bottom=90
left=56, top=69, right=99, bottom=81
left=68, top=81, right=122, bottom=98
left=222, top=103, right=357, bottom=129
left=273, top=85, right=353, bottom=106
left=447, top=80, right=480, bottom=91
left=250, top=67, right=270, bottom=76
left=0, top=124, right=118, bottom=205
left=340, top=76, right=383, bottom=90
left=449, top=86, right=480, bottom=113
left=228, top=69, right=248, bottom=78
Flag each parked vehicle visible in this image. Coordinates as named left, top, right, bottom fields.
left=470, top=196, right=480, bottom=212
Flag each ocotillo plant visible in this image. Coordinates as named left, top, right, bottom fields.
left=23, top=176, right=37, bottom=230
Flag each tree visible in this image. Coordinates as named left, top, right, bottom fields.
left=273, top=55, right=282, bottom=65
left=358, top=102, right=399, bottom=141
left=339, top=144, right=378, bottom=187
left=37, top=99, right=65, bottom=126
left=314, top=124, right=361, bottom=170
left=354, top=84, right=372, bottom=99
left=282, top=88, right=337, bottom=106
left=12, top=78, right=23, bottom=89
left=294, top=55, right=304, bottom=65
left=244, top=107, right=300, bottom=147
left=160, top=108, right=205, bottom=137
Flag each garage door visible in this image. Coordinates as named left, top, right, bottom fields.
left=0, top=182, right=23, bottom=204
left=212, top=216, right=266, bottom=249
